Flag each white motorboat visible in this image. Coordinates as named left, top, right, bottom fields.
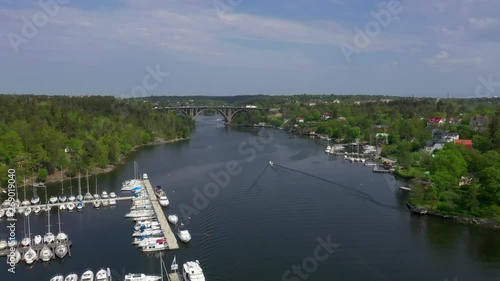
left=132, top=236, right=165, bottom=246
left=399, top=186, right=412, bottom=192
left=167, top=214, right=178, bottom=225
left=33, top=234, right=43, bottom=245
left=33, top=205, right=41, bottom=214
left=158, top=196, right=169, bottom=207
left=101, top=191, right=109, bottom=199
left=93, top=200, right=101, bottom=208
left=31, top=195, right=40, bottom=205
left=24, top=247, right=38, bottom=264
left=0, top=239, right=7, bottom=250
left=0, top=209, right=5, bottom=218
left=125, top=210, right=155, bottom=218
left=133, top=229, right=162, bottom=237
left=40, top=244, right=53, bottom=262
left=183, top=260, right=206, bottom=281
left=76, top=201, right=84, bottom=211
left=124, top=273, right=161, bottom=281
left=64, top=273, right=79, bottom=281
left=67, top=202, right=75, bottom=212
left=177, top=223, right=191, bottom=243
left=269, top=161, right=274, bottom=166
left=109, top=192, right=116, bottom=198
left=49, top=196, right=59, bottom=204
left=141, top=240, right=168, bottom=252
left=6, top=250, right=21, bottom=265
left=95, top=268, right=111, bottom=281
left=50, top=275, right=64, bottom=281
left=81, top=269, right=94, bottom=281
left=24, top=207, right=32, bottom=216
left=325, top=145, right=331, bottom=153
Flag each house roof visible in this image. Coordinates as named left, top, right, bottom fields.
left=427, top=117, right=443, bottom=122
left=454, top=139, right=473, bottom=150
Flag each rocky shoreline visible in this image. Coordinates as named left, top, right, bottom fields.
left=406, top=203, right=500, bottom=230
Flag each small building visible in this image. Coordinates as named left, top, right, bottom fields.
left=296, top=117, right=304, bottom=123
left=425, top=141, right=445, bottom=153
left=454, top=139, right=473, bottom=150
left=427, top=117, right=445, bottom=127
left=447, top=117, right=462, bottom=124
left=321, top=113, right=331, bottom=120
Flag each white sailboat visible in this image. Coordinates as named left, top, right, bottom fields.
left=109, top=192, right=116, bottom=198
left=182, top=260, right=206, bottom=281
left=33, top=205, right=41, bottom=214
left=54, top=208, right=68, bottom=259
left=22, top=177, right=31, bottom=207
left=40, top=244, right=53, bottom=262
left=67, top=202, right=75, bottom=212
left=76, top=201, right=84, bottom=211
left=93, top=175, right=100, bottom=200
left=133, top=229, right=162, bottom=237
left=33, top=234, right=43, bottom=245
left=101, top=191, right=109, bottom=199
left=81, top=269, right=94, bottom=281
left=5, top=208, right=15, bottom=218
left=50, top=275, right=64, bottom=281
left=68, top=176, right=76, bottom=202
left=64, top=273, right=79, bottom=281
left=93, top=199, right=101, bottom=209
left=44, top=208, right=55, bottom=244
left=31, top=179, right=40, bottom=205
left=126, top=210, right=155, bottom=218
left=24, top=207, right=31, bottom=217
left=21, top=211, right=32, bottom=247
left=84, top=171, right=93, bottom=201
left=6, top=250, right=21, bottom=265
left=24, top=214, right=38, bottom=264
left=0, top=209, right=5, bottom=218
left=49, top=196, right=59, bottom=204
left=59, top=176, right=67, bottom=203
left=177, top=223, right=191, bottom=243
left=95, top=268, right=112, bottom=281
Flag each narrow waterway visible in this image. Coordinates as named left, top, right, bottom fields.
left=1, top=115, right=499, bottom=281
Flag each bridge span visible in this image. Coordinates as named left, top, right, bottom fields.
left=155, top=106, right=266, bottom=123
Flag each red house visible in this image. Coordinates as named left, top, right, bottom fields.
left=321, top=113, right=331, bottom=120
left=454, top=139, right=473, bottom=150
left=427, top=117, right=445, bottom=127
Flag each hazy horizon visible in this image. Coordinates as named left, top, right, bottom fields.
left=1, top=0, right=499, bottom=98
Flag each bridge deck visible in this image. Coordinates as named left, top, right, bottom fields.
left=143, top=179, right=179, bottom=250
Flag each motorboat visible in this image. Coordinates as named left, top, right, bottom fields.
left=132, top=236, right=165, bottom=246
left=33, top=234, right=43, bottom=245
left=24, top=207, right=32, bottom=216
left=49, top=196, right=59, bottom=204
left=133, top=229, right=162, bottom=237
left=177, top=223, right=191, bottom=243
left=59, top=194, right=67, bottom=203
left=325, top=145, right=331, bottom=153
left=154, top=186, right=165, bottom=197
left=167, top=214, right=178, bottom=225
left=93, top=200, right=101, bottom=208
left=64, top=273, right=79, bottom=281
left=67, top=202, right=75, bottom=212
left=76, top=201, right=84, bottom=211
left=0, top=209, right=5, bottom=218
left=81, top=269, right=94, bottom=281
left=109, top=192, right=116, bottom=198
left=0, top=239, right=7, bottom=250
left=101, top=191, right=109, bottom=199
left=130, top=205, right=153, bottom=211
left=158, top=196, right=169, bottom=207
left=24, top=247, right=38, bottom=264
left=399, top=186, right=412, bottom=192
left=122, top=179, right=143, bottom=191
left=40, top=244, right=53, bottom=262
left=141, top=240, right=168, bottom=252
left=50, top=275, right=64, bottom=281
left=269, top=161, right=274, bottom=166
left=33, top=205, right=42, bottom=214
left=124, top=273, right=161, bottom=281
left=31, top=195, right=40, bottom=205
left=95, top=268, right=111, bottom=281
left=182, top=260, right=206, bottom=281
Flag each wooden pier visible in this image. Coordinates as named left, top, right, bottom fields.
left=168, top=272, right=182, bottom=281
left=143, top=179, right=179, bottom=250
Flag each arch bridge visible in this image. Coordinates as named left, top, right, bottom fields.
left=156, top=106, right=264, bottom=123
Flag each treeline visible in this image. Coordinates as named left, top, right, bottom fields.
left=0, top=95, right=194, bottom=185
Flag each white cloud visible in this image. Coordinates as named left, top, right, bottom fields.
left=468, top=17, right=499, bottom=29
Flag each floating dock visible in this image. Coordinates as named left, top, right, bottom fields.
left=143, top=179, right=179, bottom=250
left=168, top=272, right=182, bottom=281
left=0, top=196, right=135, bottom=213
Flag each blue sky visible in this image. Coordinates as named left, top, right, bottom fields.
left=1, top=0, right=499, bottom=97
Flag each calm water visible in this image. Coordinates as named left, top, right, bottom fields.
left=1, top=116, right=500, bottom=281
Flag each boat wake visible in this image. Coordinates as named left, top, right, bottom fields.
left=271, top=163, right=405, bottom=213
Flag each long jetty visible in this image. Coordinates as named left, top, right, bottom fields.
left=143, top=178, right=179, bottom=250
left=0, top=196, right=135, bottom=213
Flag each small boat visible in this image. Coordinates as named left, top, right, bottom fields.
left=7, top=238, right=17, bottom=248
left=132, top=229, right=162, bottom=237
left=133, top=236, right=165, bottom=246
left=141, top=240, right=168, bottom=252
left=33, top=205, right=42, bottom=214
left=0, top=209, right=5, bottom=218
left=64, top=273, right=79, bottom=281
left=76, top=201, right=84, bottom=211
left=325, top=145, right=331, bottom=153
left=76, top=194, right=84, bottom=201
left=96, top=268, right=111, bottom=281
left=21, top=199, right=31, bottom=207
left=50, top=275, right=64, bottom=281
left=182, top=260, right=206, bottom=281
left=269, top=161, right=274, bottom=166
left=49, top=196, right=59, bottom=204
left=124, top=273, right=161, bottom=281
left=44, top=232, right=55, bottom=244
left=159, top=196, right=169, bottom=207
left=6, top=208, right=15, bottom=218
left=109, top=192, right=116, bottom=198
left=68, top=194, right=76, bottom=202
left=167, top=214, right=178, bottom=225
left=24, top=247, right=38, bottom=264
left=55, top=243, right=68, bottom=259
left=67, top=202, right=75, bottom=212
left=0, top=239, right=7, bottom=250
left=177, top=223, right=191, bottom=243
left=101, top=191, right=109, bottom=199
left=33, top=235, right=43, bottom=245
left=93, top=194, right=100, bottom=200
left=21, top=237, right=31, bottom=247
left=84, top=192, right=93, bottom=201
left=1, top=200, right=10, bottom=208
left=81, top=269, right=94, bottom=281
left=125, top=210, right=155, bottom=218
left=40, top=244, right=53, bottom=262
left=6, top=250, right=21, bottom=265
left=93, top=200, right=101, bottom=208
left=109, top=198, right=116, bottom=206
left=59, top=204, right=66, bottom=210
left=135, top=224, right=161, bottom=231
left=399, top=186, right=412, bottom=192
left=102, top=199, right=109, bottom=207
left=59, top=194, right=67, bottom=203
left=24, top=207, right=32, bottom=216
left=31, top=195, right=40, bottom=205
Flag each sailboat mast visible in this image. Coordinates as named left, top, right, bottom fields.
left=86, top=170, right=90, bottom=194
left=69, top=175, right=73, bottom=196
left=47, top=207, right=51, bottom=233
left=95, top=175, right=98, bottom=194
left=57, top=208, right=62, bottom=233
left=78, top=171, right=82, bottom=196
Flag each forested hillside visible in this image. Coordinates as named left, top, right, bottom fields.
left=0, top=95, right=194, bottom=185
